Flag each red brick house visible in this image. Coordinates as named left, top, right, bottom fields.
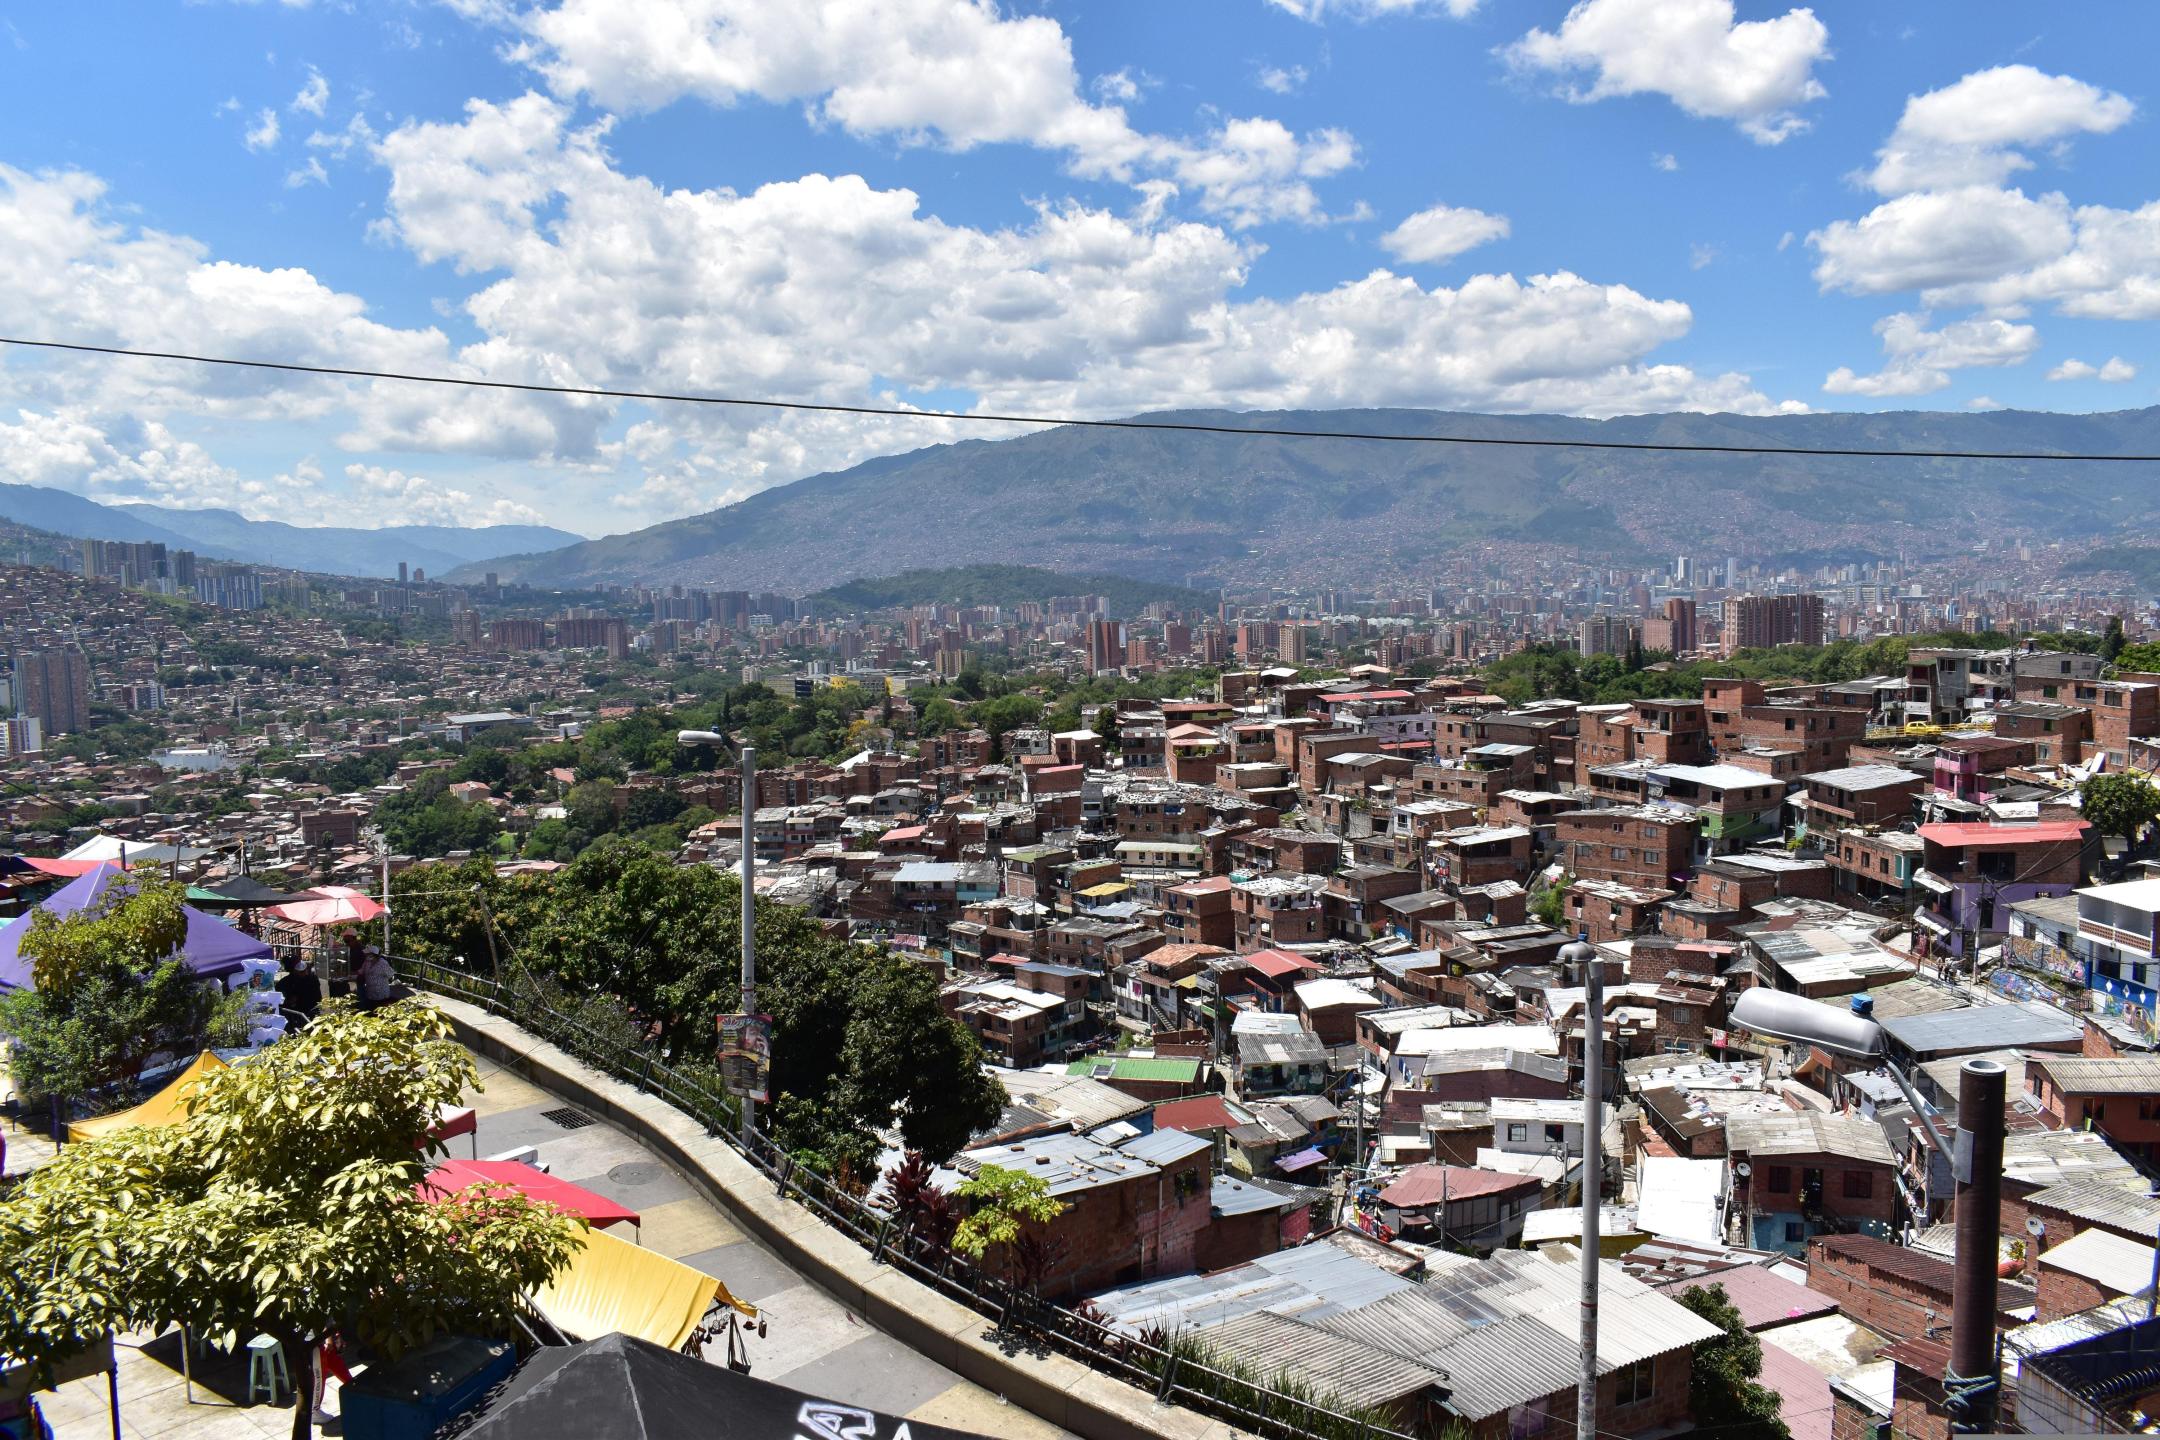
left=1557, top=807, right=1699, bottom=890
left=1806, top=1234, right=2034, bottom=1343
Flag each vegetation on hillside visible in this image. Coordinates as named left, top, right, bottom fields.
left=807, top=564, right=1211, bottom=617
left=387, top=846, right=1007, bottom=1171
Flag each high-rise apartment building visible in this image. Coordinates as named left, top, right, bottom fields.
left=1722, top=593, right=1825, bottom=653
left=1085, top=618, right=1123, bottom=673
left=1576, top=614, right=1639, bottom=657
left=13, top=647, right=93, bottom=736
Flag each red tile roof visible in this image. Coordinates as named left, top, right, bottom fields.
left=1378, top=1164, right=1538, bottom=1208
left=1243, top=948, right=1323, bottom=978
left=1153, top=1096, right=1237, bottom=1134
left=1916, top=821, right=2088, bottom=846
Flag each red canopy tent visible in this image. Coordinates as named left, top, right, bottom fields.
left=422, top=1160, right=642, bottom=1237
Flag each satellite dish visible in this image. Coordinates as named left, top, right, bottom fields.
left=1734, top=1162, right=1752, bottom=1179
left=2026, top=1216, right=2047, bottom=1237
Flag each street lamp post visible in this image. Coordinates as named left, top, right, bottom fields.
left=1726, top=989, right=2001, bottom=1433
left=739, top=745, right=758, bottom=1142
left=1558, top=934, right=1602, bottom=1440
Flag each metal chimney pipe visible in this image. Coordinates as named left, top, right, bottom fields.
left=1948, top=1057, right=2006, bottom=1432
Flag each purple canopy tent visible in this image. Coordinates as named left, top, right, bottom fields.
left=0, top=863, right=270, bottom=993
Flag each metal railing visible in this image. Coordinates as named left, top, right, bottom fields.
left=386, top=953, right=1419, bottom=1440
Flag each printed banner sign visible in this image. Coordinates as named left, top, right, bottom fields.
left=716, top=1012, right=772, bottom=1103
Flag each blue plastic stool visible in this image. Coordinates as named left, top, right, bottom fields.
left=246, top=1335, right=290, bottom=1405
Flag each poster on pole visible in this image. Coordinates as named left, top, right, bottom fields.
left=716, top=1013, right=772, bottom=1103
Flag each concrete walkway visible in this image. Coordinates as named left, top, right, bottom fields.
left=14, top=1049, right=1068, bottom=1440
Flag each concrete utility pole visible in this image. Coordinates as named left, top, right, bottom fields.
left=1558, top=934, right=1603, bottom=1440
left=1947, top=1058, right=2006, bottom=1434
left=738, top=745, right=758, bottom=1142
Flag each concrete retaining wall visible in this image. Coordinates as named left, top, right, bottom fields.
left=428, top=995, right=1245, bottom=1440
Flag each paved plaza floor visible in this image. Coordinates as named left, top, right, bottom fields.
left=11, top=1048, right=1070, bottom=1440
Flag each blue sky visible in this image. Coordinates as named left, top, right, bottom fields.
left=1, top=1, right=2157, bottom=540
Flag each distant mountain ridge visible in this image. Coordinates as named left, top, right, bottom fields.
left=0, top=482, right=583, bottom=579
left=457, top=405, right=2160, bottom=593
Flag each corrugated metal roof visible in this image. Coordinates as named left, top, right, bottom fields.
left=1194, top=1311, right=1447, bottom=1407
left=2037, top=1228, right=2158, bottom=1295
left=1725, top=1111, right=1897, bottom=1165
left=1089, top=1239, right=1419, bottom=1334
left=1211, top=1175, right=1297, bottom=1218
left=2026, top=1055, right=2160, bottom=1093
left=1311, top=1284, right=1475, bottom=1360
left=2004, top=1293, right=2152, bottom=1364
left=1065, top=1056, right=1203, bottom=1082
left=1880, top=1000, right=2081, bottom=1055
left=2001, top=1129, right=2149, bottom=1191
left=2027, top=1177, right=2160, bottom=1232
left=1120, top=1128, right=1211, bottom=1166
left=1411, top=1254, right=1724, bottom=1420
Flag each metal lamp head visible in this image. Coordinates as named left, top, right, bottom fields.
left=1727, top=987, right=1888, bottom=1061
left=1557, top=934, right=1598, bottom=976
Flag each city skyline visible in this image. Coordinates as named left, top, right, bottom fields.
left=3, top=3, right=2160, bottom=541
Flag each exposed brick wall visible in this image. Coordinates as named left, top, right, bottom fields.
left=1890, top=1364, right=1950, bottom=1440
left=2037, top=1265, right=2119, bottom=1321
left=1461, top=1349, right=1693, bottom=1440
left=1805, top=1239, right=1954, bottom=1344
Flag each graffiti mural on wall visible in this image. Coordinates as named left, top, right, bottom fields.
left=2004, top=932, right=2085, bottom=982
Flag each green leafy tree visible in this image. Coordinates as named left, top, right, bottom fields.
left=0, top=1004, right=584, bottom=1440
left=377, top=771, right=501, bottom=858
left=1530, top=875, right=1571, bottom=930
left=2113, top=640, right=2160, bottom=675
left=2082, top=772, right=2160, bottom=857
left=0, top=876, right=231, bottom=1114
left=564, top=778, right=621, bottom=839
left=951, top=1163, right=1065, bottom=1268
left=391, top=850, right=1006, bottom=1169
left=2103, top=614, right=2127, bottom=662
left=1677, top=1283, right=1790, bottom=1440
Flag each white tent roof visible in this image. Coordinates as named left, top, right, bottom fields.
left=61, top=836, right=215, bottom=865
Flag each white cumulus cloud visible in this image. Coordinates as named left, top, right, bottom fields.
left=243, top=107, right=281, bottom=152
left=1265, top=0, right=1480, bottom=18
left=1809, top=187, right=2074, bottom=296
left=1503, top=0, right=1830, bottom=144
left=2048, top=356, right=2138, bottom=382
left=344, top=463, right=549, bottom=527
left=1821, top=311, right=2039, bottom=397
left=1378, top=203, right=1509, bottom=264
left=1865, top=65, right=2133, bottom=195
left=482, top=0, right=1362, bottom=229
left=291, top=66, right=330, bottom=116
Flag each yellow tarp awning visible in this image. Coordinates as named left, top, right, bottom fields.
left=1077, top=882, right=1131, bottom=897
left=530, top=1227, right=752, bottom=1351
left=68, top=1051, right=228, bottom=1143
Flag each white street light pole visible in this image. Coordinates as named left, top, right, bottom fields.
left=1558, top=934, right=1602, bottom=1440
left=739, top=745, right=757, bottom=1142
left=1726, top=988, right=1998, bottom=1432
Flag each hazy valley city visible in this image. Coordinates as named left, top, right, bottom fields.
left=3, top=5, right=2160, bottom=1440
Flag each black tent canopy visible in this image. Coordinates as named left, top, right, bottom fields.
left=457, top=1333, right=997, bottom=1440
left=188, top=876, right=310, bottom=910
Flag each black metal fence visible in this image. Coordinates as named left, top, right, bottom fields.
left=387, top=955, right=1419, bottom=1440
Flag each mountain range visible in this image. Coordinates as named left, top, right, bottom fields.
left=0, top=482, right=582, bottom=580
left=454, top=405, right=2160, bottom=593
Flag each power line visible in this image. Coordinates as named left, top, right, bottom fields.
left=7, top=335, right=2160, bottom=463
